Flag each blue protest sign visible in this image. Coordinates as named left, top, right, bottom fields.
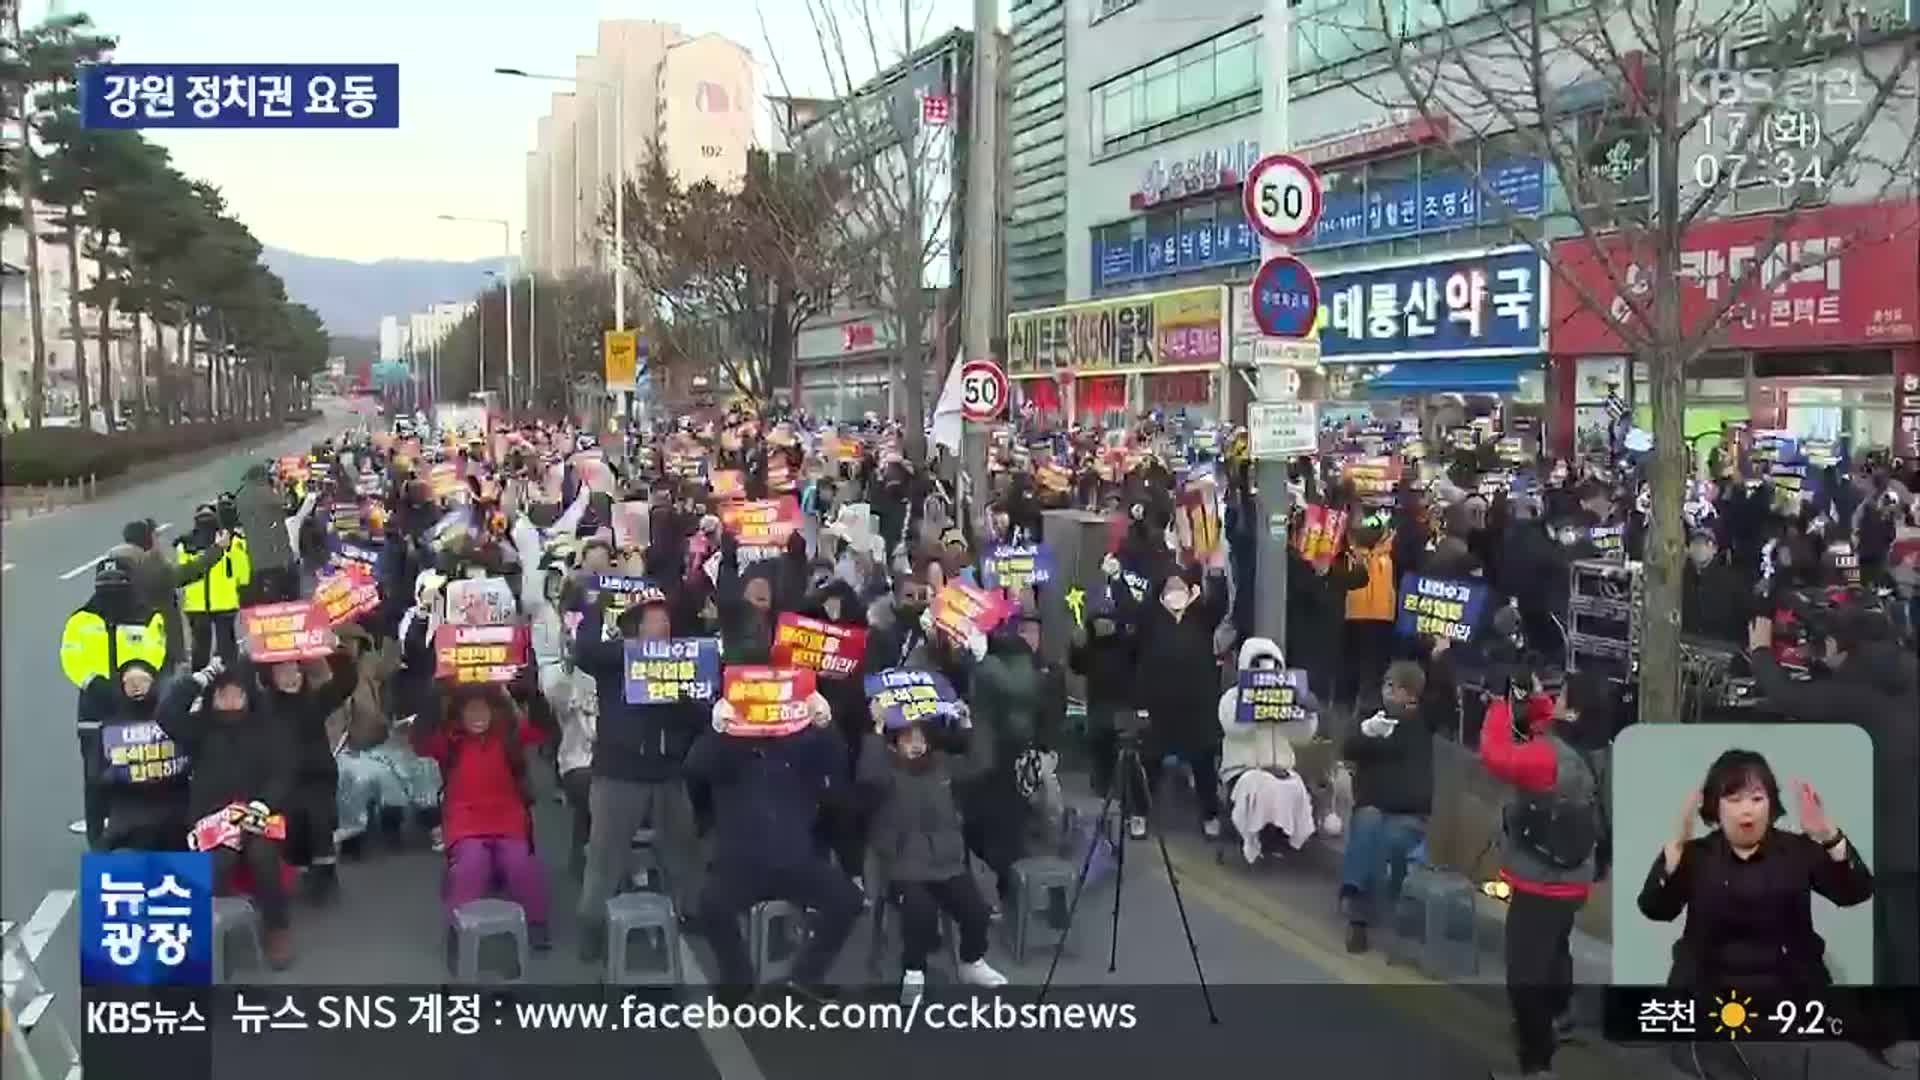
left=81, top=852, right=213, bottom=986
left=1251, top=255, right=1319, bottom=338
left=1393, top=573, right=1489, bottom=642
left=980, top=543, right=1057, bottom=591
left=82, top=65, right=400, bottom=129
left=100, top=722, right=190, bottom=786
left=863, top=669, right=963, bottom=727
left=623, top=638, right=721, bottom=704
left=1236, top=669, right=1314, bottom=724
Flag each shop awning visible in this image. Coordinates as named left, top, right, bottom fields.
left=1362, top=358, right=1540, bottom=396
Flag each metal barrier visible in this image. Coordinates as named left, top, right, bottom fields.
left=2, top=919, right=81, bottom=1080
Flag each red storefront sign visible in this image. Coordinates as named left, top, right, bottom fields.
left=1550, top=201, right=1920, bottom=353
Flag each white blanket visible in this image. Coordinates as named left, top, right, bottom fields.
left=1229, top=769, right=1316, bottom=864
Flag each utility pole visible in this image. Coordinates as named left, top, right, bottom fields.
left=899, top=0, right=924, bottom=443
left=1252, top=0, right=1293, bottom=651
left=960, top=0, right=1002, bottom=528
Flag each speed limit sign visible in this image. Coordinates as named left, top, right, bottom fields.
left=1244, top=153, right=1323, bottom=242
left=959, top=359, right=1009, bottom=422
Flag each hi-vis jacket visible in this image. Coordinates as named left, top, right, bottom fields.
left=178, top=533, right=251, bottom=614
left=1345, top=537, right=1397, bottom=623
left=61, top=609, right=168, bottom=689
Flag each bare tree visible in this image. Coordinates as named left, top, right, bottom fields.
left=1331, top=0, right=1919, bottom=724
left=760, top=0, right=965, bottom=450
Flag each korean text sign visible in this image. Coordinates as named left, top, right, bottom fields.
left=81, top=852, right=213, bottom=986
left=593, top=574, right=663, bottom=619
left=723, top=666, right=819, bottom=733
left=1394, top=574, right=1489, bottom=642
left=1316, top=248, right=1543, bottom=360
left=623, top=638, right=721, bottom=704
left=101, top=721, right=188, bottom=786
left=432, top=624, right=529, bottom=684
left=312, top=566, right=382, bottom=627
left=82, top=64, right=399, bottom=129
left=932, top=582, right=1011, bottom=642
left=240, top=602, right=333, bottom=663
left=864, top=669, right=963, bottom=727
left=1004, top=286, right=1227, bottom=374
left=327, top=540, right=381, bottom=579
left=771, top=614, right=869, bottom=679
left=1236, top=669, right=1313, bottom=724
left=980, top=543, right=1057, bottom=592
left=721, top=497, right=802, bottom=547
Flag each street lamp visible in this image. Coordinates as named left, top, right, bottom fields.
left=440, top=213, right=515, bottom=412
left=495, top=65, right=624, bottom=334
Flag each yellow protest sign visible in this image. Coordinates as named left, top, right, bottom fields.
left=604, top=330, right=639, bottom=391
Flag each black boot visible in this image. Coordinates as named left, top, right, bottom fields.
left=379, top=807, right=407, bottom=851
left=302, top=863, right=339, bottom=905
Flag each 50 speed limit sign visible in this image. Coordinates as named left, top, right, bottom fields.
left=959, top=359, right=1009, bottom=422
left=1243, top=153, right=1323, bottom=242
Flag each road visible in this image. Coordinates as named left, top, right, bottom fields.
left=1, top=405, right=1656, bottom=1079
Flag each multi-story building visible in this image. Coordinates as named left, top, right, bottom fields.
left=1006, top=0, right=1069, bottom=310
left=784, top=29, right=979, bottom=422
left=2, top=210, right=139, bottom=427
left=378, top=315, right=409, bottom=364
left=1023, top=0, right=1919, bottom=453
left=522, top=20, right=757, bottom=279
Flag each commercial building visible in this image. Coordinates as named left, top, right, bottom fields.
left=784, top=29, right=978, bottom=422
left=2, top=210, right=140, bottom=427
left=521, top=20, right=757, bottom=279
left=1006, top=0, right=1069, bottom=309
left=1033, top=0, right=1919, bottom=453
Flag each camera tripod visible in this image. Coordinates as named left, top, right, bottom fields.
left=1038, top=722, right=1217, bottom=1022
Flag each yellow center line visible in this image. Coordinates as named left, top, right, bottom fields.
left=1147, top=836, right=1624, bottom=1080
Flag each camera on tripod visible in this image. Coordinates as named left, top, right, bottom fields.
left=1115, top=708, right=1152, bottom=741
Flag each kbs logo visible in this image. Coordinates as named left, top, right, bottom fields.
left=87, top=999, right=178, bottom=1034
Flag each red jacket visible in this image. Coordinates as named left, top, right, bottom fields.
left=1479, top=693, right=1592, bottom=900
left=416, top=721, right=542, bottom=847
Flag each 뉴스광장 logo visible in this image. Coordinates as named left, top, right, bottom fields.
left=80, top=852, right=213, bottom=987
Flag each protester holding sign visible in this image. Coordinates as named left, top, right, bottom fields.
left=79, top=660, right=190, bottom=852
left=1218, top=638, right=1320, bottom=864
left=1132, top=565, right=1230, bottom=840
left=263, top=638, right=359, bottom=904
left=571, top=591, right=705, bottom=961
left=1394, top=573, right=1490, bottom=643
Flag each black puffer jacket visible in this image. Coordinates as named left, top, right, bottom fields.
left=155, top=663, right=294, bottom=820
left=265, top=650, right=358, bottom=783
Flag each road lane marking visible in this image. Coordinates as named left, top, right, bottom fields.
left=56, top=522, right=171, bottom=580
left=3, top=889, right=76, bottom=988
left=678, top=936, right=767, bottom=1080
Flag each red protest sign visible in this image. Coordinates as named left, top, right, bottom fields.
left=722, top=666, right=818, bottom=736
left=432, top=624, right=530, bottom=684
left=721, top=497, right=801, bottom=548
left=932, top=582, right=1010, bottom=643
left=313, top=565, right=382, bottom=627
left=241, top=602, right=334, bottom=663
left=771, top=614, right=868, bottom=679
left=1294, top=503, right=1349, bottom=562
left=711, top=470, right=746, bottom=502
left=277, top=456, right=308, bottom=484
left=767, top=456, right=796, bottom=494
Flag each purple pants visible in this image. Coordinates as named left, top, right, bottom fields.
left=445, top=836, right=551, bottom=928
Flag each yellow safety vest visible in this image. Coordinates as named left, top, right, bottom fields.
left=60, top=609, right=168, bottom=688
left=178, top=534, right=251, bottom=614
left=1345, top=537, right=1398, bottom=623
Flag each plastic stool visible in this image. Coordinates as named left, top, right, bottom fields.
left=748, top=900, right=809, bottom=984
left=605, top=892, right=682, bottom=986
left=1008, top=856, right=1076, bottom=964
left=449, top=899, right=530, bottom=983
left=211, top=896, right=263, bottom=982
left=1389, top=866, right=1479, bottom=977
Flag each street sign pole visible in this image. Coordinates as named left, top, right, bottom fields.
left=1253, top=0, right=1296, bottom=652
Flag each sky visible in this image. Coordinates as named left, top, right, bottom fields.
left=23, top=0, right=978, bottom=263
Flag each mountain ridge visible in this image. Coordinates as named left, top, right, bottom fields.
left=262, top=246, right=514, bottom=340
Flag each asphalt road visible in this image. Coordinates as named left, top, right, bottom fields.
left=1, top=404, right=1652, bottom=1079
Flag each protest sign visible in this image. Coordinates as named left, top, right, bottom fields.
left=312, top=565, right=382, bottom=627
left=722, top=666, right=818, bottom=736
left=444, top=577, right=518, bottom=626
left=1295, top=504, right=1349, bottom=562
left=931, top=582, right=1010, bottom=643
left=327, top=501, right=364, bottom=538
left=721, top=497, right=802, bottom=548
left=1176, top=478, right=1222, bottom=565
left=980, top=543, right=1057, bottom=593
left=277, top=455, right=308, bottom=484
left=1341, top=455, right=1402, bottom=499
left=711, top=469, right=746, bottom=502
left=432, top=624, right=529, bottom=684
left=771, top=614, right=869, bottom=679
left=593, top=574, right=663, bottom=618
left=101, top=721, right=188, bottom=785
left=767, top=456, right=796, bottom=494
left=327, top=540, right=382, bottom=580
left=1587, top=523, right=1626, bottom=559
left=241, top=602, right=334, bottom=663
left=612, top=500, right=650, bottom=551
left=864, top=669, right=964, bottom=727
left=1394, top=574, right=1489, bottom=642
left=623, top=638, right=721, bottom=704
left=1236, top=669, right=1314, bottom=724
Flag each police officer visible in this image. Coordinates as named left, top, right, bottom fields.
left=61, top=559, right=168, bottom=844
left=178, top=502, right=250, bottom=669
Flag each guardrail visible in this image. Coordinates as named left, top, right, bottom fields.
left=0, top=477, right=100, bottom=522
left=2, top=919, right=81, bottom=1080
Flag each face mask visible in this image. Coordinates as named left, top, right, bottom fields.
left=1162, top=590, right=1191, bottom=614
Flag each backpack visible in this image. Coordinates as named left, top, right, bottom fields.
left=1510, top=746, right=1606, bottom=872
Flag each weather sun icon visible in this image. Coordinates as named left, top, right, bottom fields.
left=1713, top=991, right=1754, bottom=1039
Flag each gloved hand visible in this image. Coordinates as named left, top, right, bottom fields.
left=193, top=655, right=225, bottom=687
left=1101, top=553, right=1121, bottom=579
left=1358, top=711, right=1398, bottom=738
left=919, top=608, right=936, bottom=636
left=700, top=514, right=721, bottom=536
left=808, top=692, right=833, bottom=729
left=966, top=628, right=988, bottom=662
left=953, top=703, right=973, bottom=730
left=711, top=699, right=735, bottom=733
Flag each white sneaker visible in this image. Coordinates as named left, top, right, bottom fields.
left=1202, top=818, right=1222, bottom=839
left=1128, top=816, right=1148, bottom=840
left=957, top=958, right=1008, bottom=988
left=901, top=969, right=926, bottom=1005
left=430, top=826, right=445, bottom=853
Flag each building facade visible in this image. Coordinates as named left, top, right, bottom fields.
left=1006, top=0, right=1069, bottom=309
left=522, top=20, right=757, bottom=279
left=2, top=211, right=140, bottom=427
left=1029, top=0, right=1919, bottom=453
